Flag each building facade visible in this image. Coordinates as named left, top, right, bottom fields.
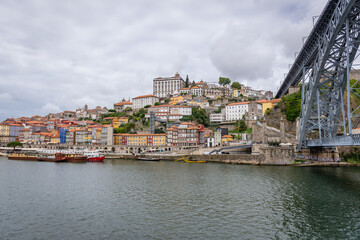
left=114, top=134, right=166, bottom=146
left=114, top=99, right=132, bottom=112
left=225, top=102, right=250, bottom=121
left=132, top=95, right=159, bottom=109
left=153, top=73, right=186, bottom=98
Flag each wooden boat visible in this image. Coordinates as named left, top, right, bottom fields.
left=175, top=156, right=190, bottom=162
left=184, top=159, right=206, bottom=163
left=183, top=156, right=206, bottom=163
left=8, top=152, right=38, bottom=161
left=65, top=154, right=88, bottom=163
left=37, top=153, right=67, bottom=162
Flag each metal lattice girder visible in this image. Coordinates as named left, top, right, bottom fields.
left=297, top=0, right=360, bottom=149
left=276, top=0, right=340, bottom=98
left=307, top=134, right=360, bottom=146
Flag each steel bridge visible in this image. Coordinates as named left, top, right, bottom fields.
left=275, top=0, right=360, bottom=149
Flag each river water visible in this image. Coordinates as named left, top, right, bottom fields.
left=1, top=157, right=360, bottom=240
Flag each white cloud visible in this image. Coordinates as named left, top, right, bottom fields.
left=0, top=93, right=13, bottom=101
left=41, top=103, right=62, bottom=114
left=0, top=0, right=328, bottom=121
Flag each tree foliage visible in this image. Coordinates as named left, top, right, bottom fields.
left=236, top=120, right=247, bottom=132
left=155, top=128, right=165, bottom=134
left=100, top=111, right=126, bottom=120
left=282, top=91, right=302, bottom=121
left=182, top=108, right=210, bottom=127
left=7, top=141, right=23, bottom=150
left=219, top=77, right=231, bottom=86
left=131, top=108, right=147, bottom=122
left=185, top=75, right=190, bottom=88
left=113, top=122, right=136, bottom=134
left=154, top=102, right=160, bottom=106
left=231, top=82, right=242, bottom=89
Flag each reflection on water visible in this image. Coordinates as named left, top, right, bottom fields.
left=0, top=157, right=360, bottom=239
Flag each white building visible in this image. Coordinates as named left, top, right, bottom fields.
left=132, top=94, right=159, bottom=109
left=153, top=73, right=186, bottom=98
left=225, top=102, right=250, bottom=121
left=145, top=105, right=192, bottom=121
left=191, top=86, right=203, bottom=97
left=169, top=106, right=192, bottom=116
left=210, top=113, right=226, bottom=124
left=114, top=100, right=132, bottom=112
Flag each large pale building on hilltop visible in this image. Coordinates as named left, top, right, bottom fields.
left=153, top=73, right=186, bottom=98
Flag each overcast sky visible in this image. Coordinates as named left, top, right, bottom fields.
left=0, top=0, right=328, bottom=121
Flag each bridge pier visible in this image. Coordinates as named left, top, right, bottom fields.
left=295, top=147, right=340, bottom=162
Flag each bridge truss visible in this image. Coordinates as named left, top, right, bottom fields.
left=276, top=0, right=360, bottom=149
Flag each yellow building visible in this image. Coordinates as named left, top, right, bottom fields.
left=50, top=134, right=60, bottom=144
left=114, top=134, right=166, bottom=146
left=221, top=135, right=234, bottom=145
left=113, top=134, right=123, bottom=145
left=255, top=99, right=281, bottom=116
left=233, top=89, right=240, bottom=98
left=0, top=124, right=10, bottom=144
left=112, top=117, right=129, bottom=128
left=169, top=95, right=184, bottom=105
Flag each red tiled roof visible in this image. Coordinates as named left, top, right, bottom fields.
left=133, top=94, right=158, bottom=99
left=114, top=101, right=132, bottom=106
left=227, top=102, right=250, bottom=106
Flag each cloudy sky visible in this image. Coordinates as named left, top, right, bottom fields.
left=0, top=0, right=328, bottom=121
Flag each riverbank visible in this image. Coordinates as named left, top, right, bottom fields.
left=104, top=153, right=360, bottom=167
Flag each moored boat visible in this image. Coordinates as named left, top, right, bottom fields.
left=184, top=159, right=206, bottom=163
left=65, top=154, right=88, bottom=163
left=87, top=156, right=105, bottom=162
left=8, top=152, right=38, bottom=161
left=84, top=150, right=105, bottom=162
left=37, top=153, right=67, bottom=162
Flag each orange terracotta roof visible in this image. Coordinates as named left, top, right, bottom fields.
left=133, top=94, right=158, bottom=99
left=149, top=105, right=171, bottom=108
left=269, top=98, right=281, bottom=103
left=222, top=135, right=233, bottom=138
left=117, top=134, right=166, bottom=136
left=114, top=101, right=132, bottom=106
left=255, top=99, right=269, bottom=103
left=227, top=102, right=250, bottom=106
left=171, top=105, right=191, bottom=108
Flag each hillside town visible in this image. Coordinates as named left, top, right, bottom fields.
left=0, top=73, right=281, bottom=153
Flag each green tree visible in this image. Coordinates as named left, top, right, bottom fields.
left=183, top=108, right=210, bottom=127
left=185, top=75, right=190, bottom=88
left=231, top=82, right=242, bottom=89
left=282, top=91, right=301, bottom=121
left=108, top=109, right=116, bottom=112
left=7, top=141, right=23, bottom=150
left=191, top=81, right=196, bottom=87
left=219, top=77, right=231, bottom=86
left=154, top=102, right=160, bottom=106
left=155, top=128, right=165, bottom=134
left=144, top=105, right=151, bottom=108
left=124, top=107, right=132, bottom=112
left=236, top=120, right=247, bottom=132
